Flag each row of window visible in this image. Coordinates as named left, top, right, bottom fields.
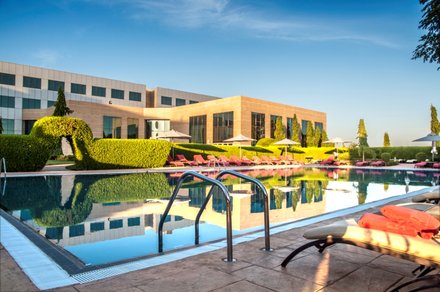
left=103, top=116, right=139, bottom=138
left=160, top=95, right=198, bottom=106
left=0, top=72, right=142, bottom=101
left=189, top=112, right=324, bottom=144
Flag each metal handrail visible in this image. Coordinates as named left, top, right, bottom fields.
left=0, top=157, right=5, bottom=178
left=158, top=171, right=234, bottom=261
left=195, top=170, right=272, bottom=251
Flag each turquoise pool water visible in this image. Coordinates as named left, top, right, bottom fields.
left=0, top=168, right=438, bottom=266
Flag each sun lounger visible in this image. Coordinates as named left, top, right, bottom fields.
left=193, top=154, right=209, bottom=165
left=411, top=188, right=440, bottom=204
left=176, top=154, right=198, bottom=166
left=355, top=161, right=370, bottom=167
left=251, top=156, right=263, bottom=165
left=415, top=161, right=428, bottom=168
left=241, top=156, right=254, bottom=165
left=260, top=156, right=273, bottom=165
left=281, top=203, right=440, bottom=290
left=370, top=160, right=385, bottom=167
left=166, top=155, right=184, bottom=167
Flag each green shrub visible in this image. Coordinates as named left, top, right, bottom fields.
left=415, top=152, right=427, bottom=162
left=0, top=135, right=54, bottom=171
left=349, top=146, right=431, bottom=161
left=256, top=138, right=276, bottom=147
left=380, top=152, right=391, bottom=162
left=31, top=116, right=93, bottom=144
left=84, top=139, right=171, bottom=169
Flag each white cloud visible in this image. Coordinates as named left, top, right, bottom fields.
left=88, top=0, right=399, bottom=48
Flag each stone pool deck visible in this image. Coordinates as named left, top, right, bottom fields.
left=2, top=195, right=439, bottom=292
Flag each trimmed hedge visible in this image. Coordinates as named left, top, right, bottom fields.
left=415, top=152, right=427, bottom=162
left=0, top=135, right=55, bottom=171
left=85, top=139, right=171, bottom=169
left=256, top=138, right=276, bottom=147
left=349, top=146, right=432, bottom=161
left=86, top=173, right=171, bottom=202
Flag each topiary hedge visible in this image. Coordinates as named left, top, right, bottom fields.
left=256, top=138, right=276, bottom=147
left=85, top=139, right=171, bottom=169
left=0, top=135, right=55, bottom=171
left=349, top=146, right=432, bottom=161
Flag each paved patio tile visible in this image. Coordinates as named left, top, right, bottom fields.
left=135, top=266, right=242, bottom=292
left=277, top=252, right=361, bottom=286
left=323, top=265, right=403, bottom=292
left=0, top=248, right=38, bottom=292
left=390, top=275, right=440, bottom=291
left=212, top=280, right=274, bottom=292
left=232, top=265, right=322, bottom=292
left=367, top=255, right=420, bottom=276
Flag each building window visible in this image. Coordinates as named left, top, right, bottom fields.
left=161, top=96, right=172, bottom=105
left=270, top=115, right=281, bottom=138
left=47, top=100, right=56, bottom=107
left=69, top=224, right=85, bottom=237
left=48, top=80, right=65, bottom=91
left=176, top=98, right=186, bottom=106
left=0, top=95, right=15, bottom=108
left=127, top=118, right=139, bottom=139
left=145, top=119, right=170, bottom=139
left=22, top=120, right=36, bottom=134
left=287, top=117, right=293, bottom=139
left=109, top=219, right=123, bottom=229
left=0, top=73, right=15, bottom=85
left=315, top=122, right=323, bottom=131
left=103, top=116, right=121, bottom=138
left=23, top=76, right=41, bottom=89
left=129, top=91, right=141, bottom=101
left=22, top=98, right=41, bottom=109
left=111, top=89, right=124, bottom=99
left=128, top=217, right=140, bottom=227
left=213, top=111, right=233, bottom=143
left=92, top=86, right=106, bottom=97
left=1, top=119, right=14, bottom=134
left=301, top=120, right=309, bottom=135
left=251, top=112, right=265, bottom=142
left=189, top=115, right=206, bottom=143
left=189, top=100, right=198, bottom=104
left=90, top=222, right=105, bottom=232
left=71, top=83, right=86, bottom=95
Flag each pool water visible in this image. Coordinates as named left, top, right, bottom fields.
left=0, top=168, right=438, bottom=266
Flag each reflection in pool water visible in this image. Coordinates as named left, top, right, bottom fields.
left=0, top=168, right=438, bottom=265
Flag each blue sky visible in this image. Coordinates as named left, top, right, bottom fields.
left=1, top=0, right=438, bottom=146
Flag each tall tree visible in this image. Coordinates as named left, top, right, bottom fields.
left=431, top=104, right=440, bottom=133
left=313, top=127, right=322, bottom=147
left=383, top=132, right=391, bottom=147
left=431, top=104, right=440, bottom=147
left=291, top=114, right=301, bottom=143
left=53, top=87, right=73, bottom=116
left=321, top=128, right=329, bottom=147
left=0, top=116, right=3, bottom=134
left=274, top=116, right=285, bottom=140
left=357, top=119, right=369, bottom=147
left=306, top=121, right=315, bottom=147
left=412, top=0, right=440, bottom=70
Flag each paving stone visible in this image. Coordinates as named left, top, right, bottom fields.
left=367, top=255, right=420, bottom=276
left=0, top=248, right=39, bottom=292
left=277, top=252, right=361, bottom=286
left=232, top=265, right=322, bottom=292
left=324, top=265, right=403, bottom=292
left=212, top=280, right=274, bottom=292
left=389, top=275, right=440, bottom=292
left=136, top=266, right=242, bottom=292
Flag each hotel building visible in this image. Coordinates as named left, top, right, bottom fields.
left=0, top=61, right=326, bottom=142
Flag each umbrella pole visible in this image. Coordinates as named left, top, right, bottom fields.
left=239, top=145, right=242, bottom=159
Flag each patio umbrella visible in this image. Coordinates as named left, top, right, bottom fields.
left=324, top=137, right=350, bottom=157
left=156, top=129, right=191, bottom=158
left=413, top=133, right=440, bottom=161
left=224, top=134, right=255, bottom=158
left=273, top=138, right=300, bottom=159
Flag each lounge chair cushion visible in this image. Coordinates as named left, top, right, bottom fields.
left=303, top=219, right=440, bottom=266
left=358, top=213, right=419, bottom=237
left=380, top=205, right=440, bottom=239
left=411, top=189, right=440, bottom=203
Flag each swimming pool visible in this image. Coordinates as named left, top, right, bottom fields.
left=0, top=167, right=438, bottom=267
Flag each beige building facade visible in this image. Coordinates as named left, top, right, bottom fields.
left=0, top=61, right=326, bottom=142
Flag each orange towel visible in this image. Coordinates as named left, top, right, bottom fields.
left=358, top=213, right=419, bottom=237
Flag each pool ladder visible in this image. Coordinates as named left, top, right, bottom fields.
left=0, top=157, right=6, bottom=196
left=158, top=170, right=271, bottom=262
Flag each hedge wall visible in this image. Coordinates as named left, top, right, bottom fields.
left=84, top=139, right=171, bottom=169
left=348, top=146, right=433, bottom=161
left=0, top=135, right=55, bottom=171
